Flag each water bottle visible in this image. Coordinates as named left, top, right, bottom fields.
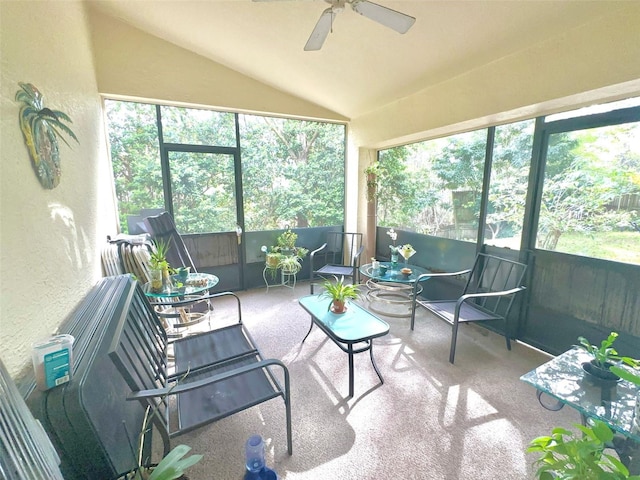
left=245, top=435, right=265, bottom=474
left=244, top=435, right=278, bottom=480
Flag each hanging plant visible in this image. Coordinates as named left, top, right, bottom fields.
left=15, top=82, right=78, bottom=189
left=364, top=163, right=380, bottom=202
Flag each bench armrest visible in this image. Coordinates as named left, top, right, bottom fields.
left=415, top=268, right=472, bottom=283
left=128, top=358, right=289, bottom=400
left=455, top=286, right=526, bottom=313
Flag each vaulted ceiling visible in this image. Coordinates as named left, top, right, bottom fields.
left=88, top=0, right=628, bottom=120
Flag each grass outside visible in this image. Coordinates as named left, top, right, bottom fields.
left=556, top=231, right=640, bottom=265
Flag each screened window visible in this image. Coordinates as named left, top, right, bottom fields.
left=161, top=106, right=236, bottom=146
left=377, top=129, right=487, bottom=242
left=104, top=100, right=346, bottom=234
left=105, top=101, right=163, bottom=230
left=238, top=114, right=345, bottom=231
left=485, top=119, right=534, bottom=248
left=538, top=122, right=640, bottom=264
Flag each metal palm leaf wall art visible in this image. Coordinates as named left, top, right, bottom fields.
left=15, top=82, right=78, bottom=189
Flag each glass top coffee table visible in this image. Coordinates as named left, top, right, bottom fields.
left=521, top=347, right=640, bottom=473
left=521, top=347, right=640, bottom=442
left=359, top=262, right=432, bottom=318
left=142, top=272, right=219, bottom=300
left=298, top=294, right=390, bottom=398
left=142, top=272, right=219, bottom=333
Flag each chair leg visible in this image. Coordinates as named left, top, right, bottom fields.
left=449, top=321, right=459, bottom=364
left=410, top=299, right=417, bottom=330
left=283, top=366, right=293, bottom=455
left=504, top=320, right=512, bottom=351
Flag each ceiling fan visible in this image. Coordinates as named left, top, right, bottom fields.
left=255, top=0, right=416, bottom=51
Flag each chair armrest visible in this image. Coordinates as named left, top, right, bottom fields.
left=310, top=243, right=328, bottom=261
left=415, top=268, right=472, bottom=283
left=128, top=358, right=289, bottom=401
left=351, top=244, right=365, bottom=265
left=455, top=286, right=526, bottom=312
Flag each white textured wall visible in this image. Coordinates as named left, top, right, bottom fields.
left=87, top=8, right=347, bottom=122
left=0, top=1, right=116, bottom=378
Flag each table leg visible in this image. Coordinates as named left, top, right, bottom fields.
left=369, top=340, right=384, bottom=384
left=301, top=317, right=314, bottom=343
left=348, top=343, right=354, bottom=398
left=536, top=389, right=564, bottom=411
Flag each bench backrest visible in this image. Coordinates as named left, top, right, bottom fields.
left=463, top=253, right=527, bottom=317
left=108, top=282, right=170, bottom=448
left=26, top=275, right=150, bottom=480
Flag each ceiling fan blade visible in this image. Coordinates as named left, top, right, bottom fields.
left=304, top=8, right=336, bottom=51
left=351, top=0, right=415, bottom=34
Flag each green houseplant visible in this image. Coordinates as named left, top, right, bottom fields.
left=279, top=255, right=302, bottom=275
left=119, top=372, right=202, bottom=480
left=527, top=420, right=639, bottom=479
left=320, top=275, right=360, bottom=313
left=261, top=227, right=308, bottom=281
left=577, top=332, right=639, bottom=382
left=119, top=407, right=202, bottom=480
left=270, top=226, right=309, bottom=259
left=149, top=238, right=172, bottom=293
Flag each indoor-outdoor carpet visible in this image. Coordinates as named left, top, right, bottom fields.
left=170, top=282, right=580, bottom=479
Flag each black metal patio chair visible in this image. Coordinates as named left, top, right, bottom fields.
left=309, top=231, right=364, bottom=293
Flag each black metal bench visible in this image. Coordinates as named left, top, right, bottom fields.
left=108, top=275, right=293, bottom=457
left=410, top=253, right=527, bottom=364
left=26, top=274, right=291, bottom=480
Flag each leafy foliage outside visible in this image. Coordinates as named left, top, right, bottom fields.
left=105, top=101, right=345, bottom=234
left=105, top=101, right=164, bottom=229
left=239, top=115, right=345, bottom=231
left=375, top=118, right=640, bottom=264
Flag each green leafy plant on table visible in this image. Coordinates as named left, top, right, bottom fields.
left=279, top=255, right=302, bottom=274
left=272, top=226, right=309, bottom=259
left=577, top=332, right=640, bottom=380
left=528, top=420, right=640, bottom=479
left=320, top=275, right=360, bottom=313
left=148, top=238, right=173, bottom=293
left=149, top=238, right=172, bottom=270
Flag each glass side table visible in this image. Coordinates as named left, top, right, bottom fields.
left=359, top=262, right=432, bottom=318
left=521, top=347, right=640, bottom=473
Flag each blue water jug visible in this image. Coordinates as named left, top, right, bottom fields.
left=244, top=435, right=278, bottom=480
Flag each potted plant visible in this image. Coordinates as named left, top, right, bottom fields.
left=279, top=255, right=302, bottom=275
left=260, top=227, right=308, bottom=282
left=117, top=411, right=202, bottom=480
left=576, top=332, right=639, bottom=383
left=149, top=238, right=172, bottom=293
left=527, top=420, right=639, bottom=479
left=260, top=246, right=282, bottom=281
left=117, top=375, right=202, bottom=480
left=272, top=226, right=309, bottom=260
left=320, top=275, right=360, bottom=313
